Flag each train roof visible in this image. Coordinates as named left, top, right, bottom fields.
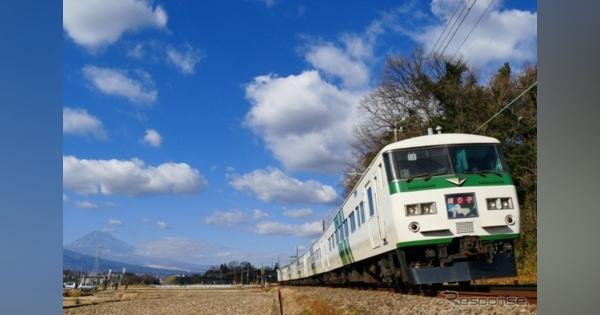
left=381, top=133, right=499, bottom=152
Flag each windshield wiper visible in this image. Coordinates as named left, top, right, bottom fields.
left=407, top=172, right=446, bottom=183
left=477, top=171, right=503, bottom=177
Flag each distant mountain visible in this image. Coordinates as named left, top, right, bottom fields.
left=65, top=230, right=134, bottom=259
left=63, top=248, right=186, bottom=276
left=65, top=231, right=210, bottom=274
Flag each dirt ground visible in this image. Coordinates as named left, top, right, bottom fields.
left=64, top=285, right=536, bottom=315
left=63, top=285, right=277, bottom=315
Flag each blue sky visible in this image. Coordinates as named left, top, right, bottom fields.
left=63, top=0, right=536, bottom=266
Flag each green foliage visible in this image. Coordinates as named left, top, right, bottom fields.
left=161, top=261, right=278, bottom=285
left=348, top=49, right=537, bottom=276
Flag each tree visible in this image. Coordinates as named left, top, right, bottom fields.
left=347, top=48, right=537, bottom=276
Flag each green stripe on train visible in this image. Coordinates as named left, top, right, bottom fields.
left=334, top=208, right=356, bottom=266
left=342, top=240, right=354, bottom=265
left=388, top=173, right=513, bottom=194
left=396, top=233, right=520, bottom=248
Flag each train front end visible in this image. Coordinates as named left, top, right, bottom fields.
left=383, top=135, right=520, bottom=285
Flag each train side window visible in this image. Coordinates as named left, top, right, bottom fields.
left=343, top=219, right=349, bottom=238
left=367, top=187, right=376, bottom=217
left=359, top=201, right=366, bottom=224
left=349, top=212, right=356, bottom=233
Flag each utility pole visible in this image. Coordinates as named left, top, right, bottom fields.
left=388, top=122, right=402, bottom=143
left=92, top=245, right=103, bottom=275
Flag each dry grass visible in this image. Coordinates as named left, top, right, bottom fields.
left=474, top=273, right=537, bottom=285
left=279, top=286, right=536, bottom=315
left=63, top=285, right=275, bottom=315
left=294, top=293, right=340, bottom=315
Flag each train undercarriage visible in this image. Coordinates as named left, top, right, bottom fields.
left=282, top=236, right=517, bottom=287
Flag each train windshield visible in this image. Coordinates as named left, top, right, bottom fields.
left=447, top=144, right=507, bottom=174
left=391, top=144, right=506, bottom=180
left=393, top=147, right=451, bottom=180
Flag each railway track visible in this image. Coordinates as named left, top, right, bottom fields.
left=435, top=284, right=537, bottom=305
left=286, top=283, right=537, bottom=305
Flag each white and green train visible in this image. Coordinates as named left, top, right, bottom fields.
left=277, top=133, right=520, bottom=285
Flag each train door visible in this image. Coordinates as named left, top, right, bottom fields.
left=365, top=178, right=383, bottom=248
left=325, top=239, right=329, bottom=268
left=325, top=238, right=331, bottom=269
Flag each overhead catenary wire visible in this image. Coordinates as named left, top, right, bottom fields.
left=452, top=0, right=496, bottom=60
left=472, top=81, right=537, bottom=134
left=439, top=0, right=479, bottom=56
left=434, top=0, right=472, bottom=56
left=430, top=0, right=465, bottom=55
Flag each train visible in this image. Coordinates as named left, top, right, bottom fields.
left=277, top=132, right=520, bottom=286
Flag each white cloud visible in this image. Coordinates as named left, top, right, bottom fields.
left=63, top=194, right=69, bottom=203
left=75, top=200, right=99, bottom=209
left=63, top=107, right=107, bottom=139
left=134, top=237, right=257, bottom=265
left=142, top=128, right=162, bottom=147
left=136, top=238, right=210, bottom=260
left=63, top=155, right=207, bottom=196
left=127, top=43, right=145, bottom=58
left=83, top=66, right=158, bottom=104
left=63, top=0, right=167, bottom=50
left=245, top=71, right=363, bottom=173
left=283, top=208, right=314, bottom=218
left=108, top=218, right=122, bottom=226
left=205, top=210, right=246, bottom=227
left=302, top=11, right=387, bottom=89
left=252, top=209, right=269, bottom=219
left=412, top=0, right=537, bottom=68
left=305, top=42, right=370, bottom=89
left=229, top=167, right=337, bottom=204
left=166, top=45, right=203, bottom=75
left=156, top=221, right=169, bottom=230
left=256, top=220, right=323, bottom=237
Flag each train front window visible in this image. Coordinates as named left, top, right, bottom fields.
left=448, top=144, right=506, bottom=174
left=393, top=147, right=451, bottom=180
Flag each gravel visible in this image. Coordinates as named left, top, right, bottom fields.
left=279, top=286, right=537, bottom=315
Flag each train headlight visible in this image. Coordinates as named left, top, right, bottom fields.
left=486, top=197, right=513, bottom=210
left=405, top=203, right=437, bottom=216
left=421, top=202, right=437, bottom=215
left=406, top=204, right=421, bottom=216
left=500, top=198, right=513, bottom=209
